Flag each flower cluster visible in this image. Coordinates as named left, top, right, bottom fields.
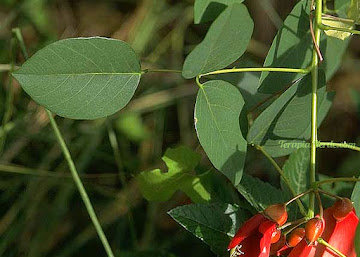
left=228, top=198, right=359, bottom=257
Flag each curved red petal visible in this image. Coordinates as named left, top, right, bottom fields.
left=315, top=209, right=359, bottom=257
left=228, top=213, right=268, bottom=249
left=239, top=234, right=262, bottom=257
left=258, top=220, right=277, bottom=257
left=289, top=239, right=316, bottom=257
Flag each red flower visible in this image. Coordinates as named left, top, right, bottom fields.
left=228, top=204, right=287, bottom=257
left=314, top=208, right=359, bottom=257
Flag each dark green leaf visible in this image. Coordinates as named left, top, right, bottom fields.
left=281, top=148, right=310, bottom=196
left=194, top=80, right=247, bottom=186
left=258, top=0, right=350, bottom=93
left=335, top=0, right=350, bottom=18
left=236, top=174, right=287, bottom=212
left=182, top=3, right=253, bottom=79
left=136, top=146, right=211, bottom=203
left=351, top=177, right=360, bottom=214
left=194, top=0, right=244, bottom=24
left=13, top=37, right=141, bottom=120
left=248, top=72, right=334, bottom=157
left=168, top=203, right=250, bottom=256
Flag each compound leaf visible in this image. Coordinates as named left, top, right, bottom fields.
left=13, top=37, right=141, bottom=120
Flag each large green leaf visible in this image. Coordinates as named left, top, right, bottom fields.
left=182, top=3, right=253, bottom=79
left=194, top=80, right=247, bottom=186
left=136, top=146, right=211, bottom=203
left=168, top=203, right=250, bottom=256
left=194, top=0, right=244, bottom=24
left=281, top=148, right=310, bottom=196
left=248, top=72, right=334, bottom=157
left=258, top=0, right=350, bottom=93
left=236, top=174, right=287, bottom=212
left=335, top=0, right=350, bottom=17
left=13, top=37, right=141, bottom=120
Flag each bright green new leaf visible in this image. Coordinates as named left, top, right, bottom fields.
left=116, top=113, right=150, bottom=142
left=136, top=146, right=211, bottom=203
left=194, top=0, right=244, bottom=24
left=281, top=148, right=310, bottom=197
left=248, top=72, right=334, bottom=157
left=182, top=3, right=253, bottom=79
left=322, top=17, right=354, bottom=40
left=13, top=37, right=141, bottom=120
left=168, top=203, right=250, bottom=256
left=348, top=0, right=360, bottom=23
left=194, top=80, right=247, bottom=186
left=259, top=0, right=350, bottom=94
left=236, top=174, right=287, bottom=212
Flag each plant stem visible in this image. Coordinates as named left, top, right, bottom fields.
left=12, top=28, right=29, bottom=60
left=318, top=238, right=347, bottom=257
left=308, top=0, right=323, bottom=219
left=319, top=23, right=360, bottom=35
left=199, top=67, right=310, bottom=78
left=317, top=141, right=360, bottom=152
left=254, top=145, right=307, bottom=215
left=318, top=189, right=343, bottom=200
left=107, top=124, right=138, bottom=248
left=46, top=110, right=115, bottom=257
left=316, top=177, right=360, bottom=186
left=285, top=189, right=313, bottom=206
left=142, top=68, right=182, bottom=74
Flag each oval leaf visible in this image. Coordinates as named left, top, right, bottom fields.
left=248, top=72, right=334, bottom=157
left=182, top=3, right=253, bottom=79
left=13, top=37, right=141, bottom=120
left=258, top=0, right=350, bottom=94
left=194, top=80, right=247, bottom=186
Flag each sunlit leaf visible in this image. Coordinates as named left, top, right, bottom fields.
left=13, top=37, right=141, bottom=120
left=322, top=17, right=354, bottom=40
left=194, top=80, right=247, bottom=186
left=259, top=0, right=350, bottom=94
left=136, top=146, right=211, bottom=203
left=182, top=3, right=253, bottom=79
left=248, top=72, right=334, bottom=157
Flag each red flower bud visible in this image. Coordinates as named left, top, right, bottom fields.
left=305, top=218, right=325, bottom=244
left=263, top=203, right=288, bottom=226
left=331, top=198, right=353, bottom=221
left=287, top=228, right=305, bottom=247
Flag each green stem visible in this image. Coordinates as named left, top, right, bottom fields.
left=308, top=0, right=323, bottom=219
left=107, top=124, right=138, bottom=248
left=316, top=177, right=360, bottom=186
left=255, top=145, right=307, bottom=216
left=199, top=67, right=310, bottom=78
left=12, top=28, right=29, bottom=60
left=318, top=238, right=347, bottom=257
left=319, top=23, right=360, bottom=35
left=317, top=141, right=360, bottom=152
left=47, top=110, right=115, bottom=257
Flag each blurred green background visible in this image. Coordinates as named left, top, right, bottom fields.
left=0, top=0, right=359, bottom=256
